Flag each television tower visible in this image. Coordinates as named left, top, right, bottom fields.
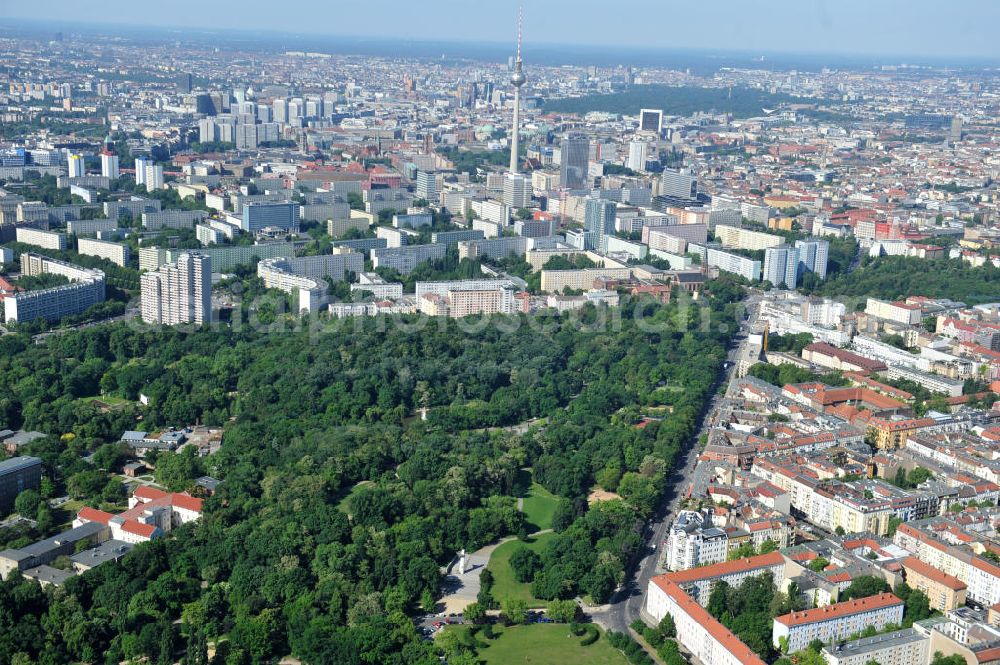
left=509, top=7, right=526, bottom=174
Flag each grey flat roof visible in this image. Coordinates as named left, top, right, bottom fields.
left=18, top=521, right=105, bottom=558
left=5, top=431, right=46, bottom=446
left=70, top=539, right=133, bottom=568
left=0, top=456, right=42, bottom=476
left=22, top=564, right=74, bottom=586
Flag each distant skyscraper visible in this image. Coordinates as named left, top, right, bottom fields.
left=175, top=72, right=193, bottom=94
left=509, top=8, right=526, bottom=174
left=627, top=141, right=649, bottom=171
left=100, top=150, right=119, bottom=180
left=272, top=99, right=288, bottom=124
left=134, top=156, right=150, bottom=186
left=584, top=198, right=616, bottom=236
left=145, top=164, right=164, bottom=192
left=661, top=168, right=697, bottom=200
left=416, top=171, right=438, bottom=202
left=140, top=252, right=212, bottom=326
left=640, top=109, right=664, bottom=134
left=950, top=115, right=963, bottom=144
left=763, top=245, right=799, bottom=289
left=67, top=153, right=85, bottom=178
left=794, top=239, right=829, bottom=280
left=502, top=173, right=531, bottom=209
left=560, top=133, right=590, bottom=190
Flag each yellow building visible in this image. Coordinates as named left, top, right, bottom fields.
left=903, top=557, right=967, bottom=612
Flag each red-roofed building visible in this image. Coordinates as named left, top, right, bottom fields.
left=76, top=489, right=203, bottom=545
left=648, top=578, right=769, bottom=665
left=772, top=593, right=904, bottom=652
left=73, top=507, right=114, bottom=527
left=902, top=556, right=967, bottom=611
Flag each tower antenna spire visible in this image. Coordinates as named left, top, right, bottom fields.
left=516, top=6, right=523, bottom=64
left=509, top=6, right=526, bottom=174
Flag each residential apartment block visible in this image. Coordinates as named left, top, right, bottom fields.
left=140, top=252, right=212, bottom=325
left=5, top=254, right=105, bottom=323
left=772, top=593, right=904, bottom=653
left=77, top=237, right=131, bottom=267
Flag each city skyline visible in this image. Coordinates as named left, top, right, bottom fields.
left=4, top=0, right=1000, bottom=60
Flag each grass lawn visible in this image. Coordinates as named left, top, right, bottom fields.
left=445, top=624, right=628, bottom=665
left=486, top=532, right=556, bottom=608
left=335, top=480, right=372, bottom=515
left=513, top=470, right=560, bottom=532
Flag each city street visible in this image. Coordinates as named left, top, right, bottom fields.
left=593, top=295, right=762, bottom=636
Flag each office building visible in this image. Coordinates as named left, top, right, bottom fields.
left=175, top=72, right=193, bottom=93
left=77, top=238, right=131, bottom=267
left=763, top=245, right=799, bottom=288
left=640, top=108, right=664, bottom=134
left=502, top=172, right=531, bottom=208
left=241, top=202, right=300, bottom=233
left=661, top=169, right=697, bottom=200
left=99, top=150, right=119, bottom=180
left=627, top=140, right=650, bottom=171
left=67, top=153, right=85, bottom=178
left=560, top=133, right=590, bottom=189
left=134, top=156, right=150, bottom=186
left=5, top=254, right=105, bottom=324
left=772, top=594, right=904, bottom=653
left=584, top=198, right=616, bottom=250
left=144, top=164, right=164, bottom=192
left=0, top=456, right=43, bottom=513
left=950, top=115, right=963, bottom=144
left=140, top=252, right=212, bottom=325
left=794, top=239, right=829, bottom=280
left=415, top=170, right=437, bottom=202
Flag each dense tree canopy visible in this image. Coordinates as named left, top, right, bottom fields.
left=0, top=288, right=739, bottom=664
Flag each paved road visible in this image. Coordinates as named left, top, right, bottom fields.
left=593, top=295, right=763, bottom=635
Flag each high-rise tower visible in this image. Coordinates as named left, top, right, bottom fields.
left=509, top=8, right=526, bottom=174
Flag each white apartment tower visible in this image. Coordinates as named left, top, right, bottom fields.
left=67, top=153, right=85, bottom=178
left=141, top=252, right=212, bottom=325
left=627, top=140, right=649, bottom=172
left=134, top=156, right=150, bottom=186
left=100, top=151, right=119, bottom=180
left=502, top=172, right=531, bottom=209
left=144, top=164, right=164, bottom=192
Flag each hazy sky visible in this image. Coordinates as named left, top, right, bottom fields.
left=6, top=0, right=1000, bottom=59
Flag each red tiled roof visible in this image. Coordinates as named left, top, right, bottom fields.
left=903, top=556, right=966, bottom=591
left=171, top=493, right=203, bottom=513
left=77, top=506, right=114, bottom=525
left=657, top=552, right=785, bottom=584
left=774, top=593, right=902, bottom=627
left=121, top=520, right=157, bottom=538
left=654, top=579, right=769, bottom=665
left=133, top=486, right=168, bottom=501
